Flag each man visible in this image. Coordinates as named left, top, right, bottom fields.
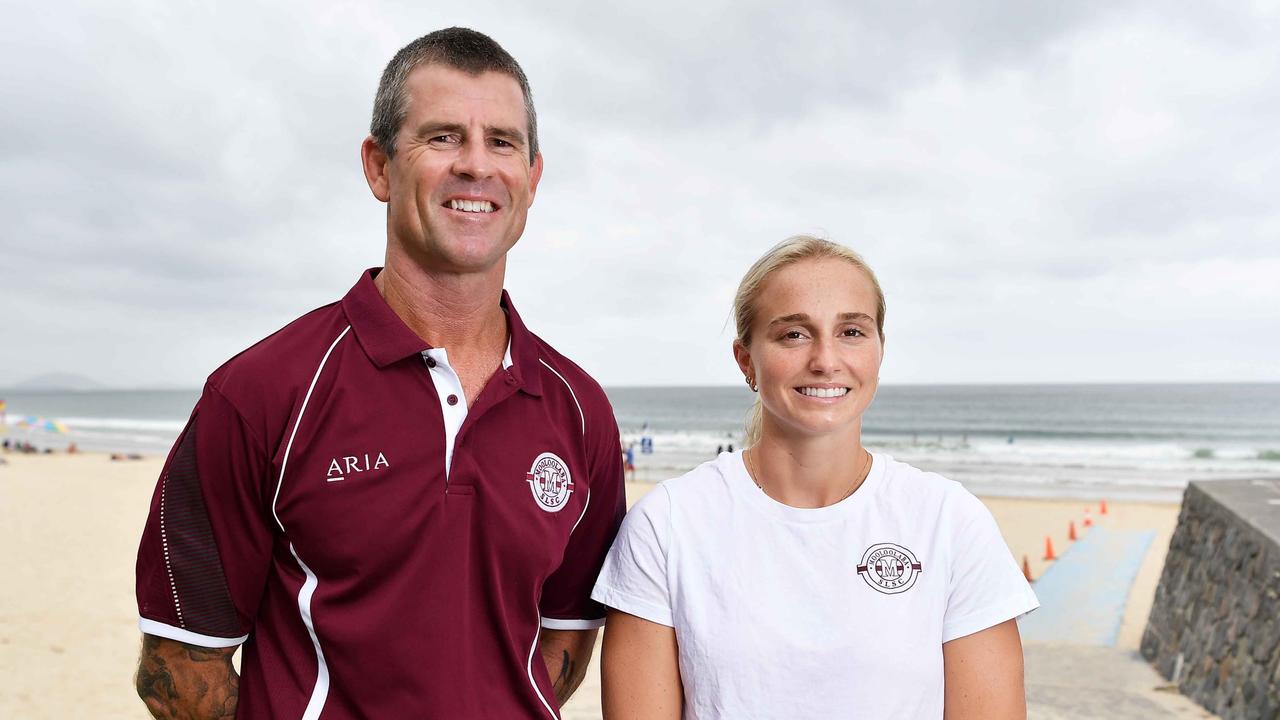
left=134, top=28, right=624, bottom=719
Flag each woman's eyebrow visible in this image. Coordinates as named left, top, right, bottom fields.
left=769, top=312, right=874, bottom=325
left=769, top=313, right=810, bottom=326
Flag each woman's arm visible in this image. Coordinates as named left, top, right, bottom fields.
left=601, top=609, right=682, bottom=720
left=943, top=619, right=1027, bottom=720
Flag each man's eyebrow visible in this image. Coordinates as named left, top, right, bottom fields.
left=413, top=121, right=467, bottom=138
left=486, top=125, right=527, bottom=145
left=840, top=312, right=875, bottom=323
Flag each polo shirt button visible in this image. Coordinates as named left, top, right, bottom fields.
left=425, top=356, right=437, bottom=368
left=447, top=394, right=459, bottom=406
left=505, top=373, right=516, bottom=385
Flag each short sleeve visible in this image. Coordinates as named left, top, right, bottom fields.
left=942, top=489, right=1040, bottom=643
left=135, top=382, right=275, bottom=647
left=590, top=485, right=674, bottom=627
left=537, top=413, right=626, bottom=630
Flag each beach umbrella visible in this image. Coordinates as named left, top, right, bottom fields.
left=13, top=416, right=71, bottom=443
left=39, top=419, right=70, bottom=434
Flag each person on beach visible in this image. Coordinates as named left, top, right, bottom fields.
left=134, top=28, right=624, bottom=718
left=592, top=236, right=1038, bottom=719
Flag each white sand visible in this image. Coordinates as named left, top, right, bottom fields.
left=0, top=453, right=1180, bottom=719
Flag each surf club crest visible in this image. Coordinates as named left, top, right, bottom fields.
left=526, top=452, right=575, bottom=512
left=857, top=543, right=924, bottom=595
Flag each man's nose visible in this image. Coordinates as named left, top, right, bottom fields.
left=451, top=136, right=492, bottom=180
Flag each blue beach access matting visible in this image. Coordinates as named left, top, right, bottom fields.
left=1017, top=526, right=1156, bottom=646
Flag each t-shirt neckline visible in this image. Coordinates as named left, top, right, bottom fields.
left=725, top=449, right=887, bottom=524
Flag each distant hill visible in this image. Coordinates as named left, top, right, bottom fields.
left=12, top=373, right=103, bottom=391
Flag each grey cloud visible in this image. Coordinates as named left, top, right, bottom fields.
left=2, top=0, right=1278, bottom=387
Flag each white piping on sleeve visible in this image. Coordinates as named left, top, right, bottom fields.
left=538, top=358, right=584, bottom=436
left=272, top=325, right=351, bottom=533
left=158, top=473, right=184, bottom=626
left=526, top=625, right=560, bottom=719
left=138, top=618, right=248, bottom=648
left=540, top=616, right=606, bottom=631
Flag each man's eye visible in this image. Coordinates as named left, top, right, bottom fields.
left=429, top=134, right=460, bottom=145
left=783, top=331, right=806, bottom=340
left=843, top=328, right=865, bottom=337
left=491, top=138, right=512, bottom=147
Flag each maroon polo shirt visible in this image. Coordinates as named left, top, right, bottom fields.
left=136, top=269, right=625, bottom=719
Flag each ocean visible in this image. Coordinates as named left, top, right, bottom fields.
left=3, top=384, right=1278, bottom=502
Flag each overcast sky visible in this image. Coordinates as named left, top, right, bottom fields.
left=2, top=0, right=1277, bottom=388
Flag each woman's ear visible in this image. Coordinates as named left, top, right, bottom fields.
left=732, top=339, right=752, bottom=379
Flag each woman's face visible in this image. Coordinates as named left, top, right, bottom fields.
left=735, top=257, right=884, bottom=441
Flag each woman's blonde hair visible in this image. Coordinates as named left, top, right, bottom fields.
left=734, top=235, right=886, bottom=446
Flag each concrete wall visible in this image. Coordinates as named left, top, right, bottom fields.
left=1141, top=479, right=1280, bottom=720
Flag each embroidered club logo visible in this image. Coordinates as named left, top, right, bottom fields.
left=857, top=543, right=923, bottom=595
left=526, top=452, right=574, bottom=512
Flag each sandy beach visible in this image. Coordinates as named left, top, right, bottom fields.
left=0, top=451, right=1181, bottom=719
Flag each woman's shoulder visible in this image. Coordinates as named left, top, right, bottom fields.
left=645, top=452, right=740, bottom=506
left=875, top=453, right=987, bottom=518
left=620, top=453, right=737, bottom=534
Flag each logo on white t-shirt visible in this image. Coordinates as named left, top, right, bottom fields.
left=526, top=452, right=575, bottom=512
left=857, top=543, right=923, bottom=594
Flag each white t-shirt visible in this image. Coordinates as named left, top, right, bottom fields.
left=591, top=451, right=1039, bottom=719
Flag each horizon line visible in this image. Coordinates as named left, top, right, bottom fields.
left=4, top=379, right=1280, bottom=393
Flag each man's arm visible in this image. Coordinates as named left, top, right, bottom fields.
left=538, top=627, right=598, bottom=706
left=942, top=619, right=1027, bottom=720
left=135, top=634, right=239, bottom=720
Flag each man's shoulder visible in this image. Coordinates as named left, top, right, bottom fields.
left=525, top=333, right=612, bottom=416
left=206, top=300, right=348, bottom=404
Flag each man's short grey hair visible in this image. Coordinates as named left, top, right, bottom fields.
left=370, top=27, right=538, bottom=162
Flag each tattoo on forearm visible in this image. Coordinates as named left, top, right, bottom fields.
left=551, top=648, right=588, bottom=705
left=554, top=650, right=574, bottom=691
left=136, top=635, right=239, bottom=719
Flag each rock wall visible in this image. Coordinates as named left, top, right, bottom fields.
left=1141, top=479, right=1280, bottom=720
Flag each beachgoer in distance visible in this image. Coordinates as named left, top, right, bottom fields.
left=593, top=236, right=1038, bottom=719
left=134, top=28, right=625, bottom=718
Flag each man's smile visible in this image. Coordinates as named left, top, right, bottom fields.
left=446, top=198, right=497, bottom=213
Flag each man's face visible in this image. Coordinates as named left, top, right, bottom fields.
left=374, top=65, right=542, bottom=274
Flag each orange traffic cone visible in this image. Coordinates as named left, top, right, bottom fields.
left=1083, top=508, right=1094, bottom=528
left=1068, top=521, right=1078, bottom=541
left=1043, top=536, right=1056, bottom=561
left=1100, top=500, right=1109, bottom=515
left=1022, top=555, right=1033, bottom=582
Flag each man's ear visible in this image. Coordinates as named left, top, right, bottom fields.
left=361, top=136, right=391, bottom=202
left=527, top=152, right=544, bottom=207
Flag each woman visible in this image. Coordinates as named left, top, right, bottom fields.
left=591, top=236, right=1038, bottom=719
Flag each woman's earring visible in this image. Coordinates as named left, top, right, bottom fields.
left=745, top=375, right=757, bottom=392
